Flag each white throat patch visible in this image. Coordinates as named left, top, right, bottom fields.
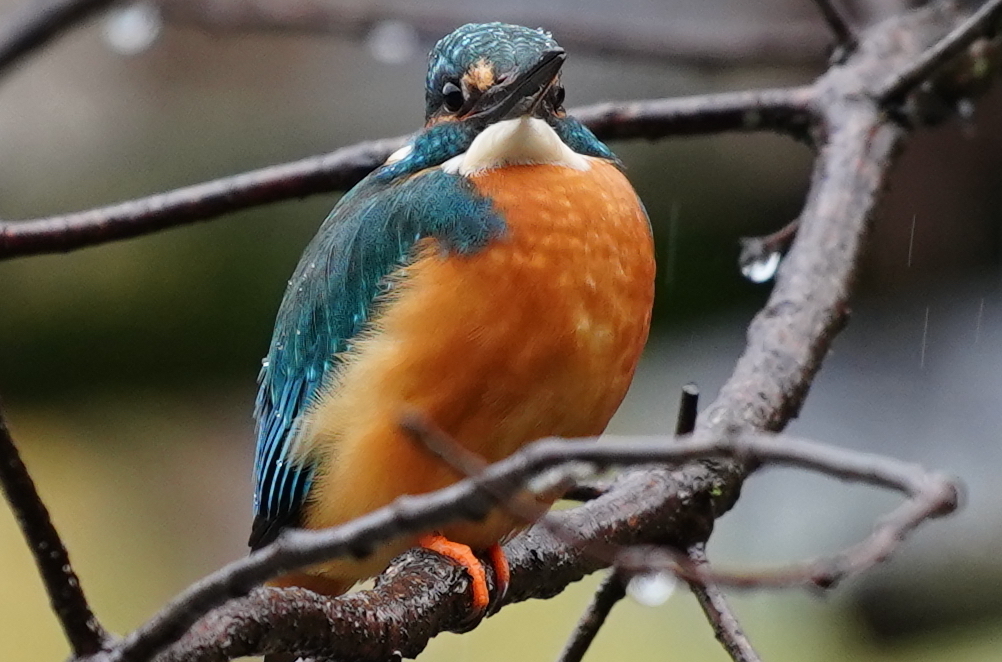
left=441, top=117, right=590, bottom=175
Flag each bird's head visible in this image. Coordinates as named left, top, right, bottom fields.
left=377, top=23, right=614, bottom=179
left=424, top=23, right=566, bottom=128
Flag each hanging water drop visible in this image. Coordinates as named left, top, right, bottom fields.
left=626, top=571, right=677, bottom=607
left=741, top=251, right=781, bottom=283
left=102, top=2, right=163, bottom=56
left=366, top=20, right=420, bottom=65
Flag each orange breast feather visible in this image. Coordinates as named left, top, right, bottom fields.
left=294, top=158, right=654, bottom=585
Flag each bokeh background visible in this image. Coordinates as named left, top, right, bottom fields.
left=2, top=0, right=1002, bottom=660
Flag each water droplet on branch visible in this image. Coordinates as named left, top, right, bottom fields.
left=627, top=571, right=677, bottom=607
left=740, top=250, right=781, bottom=283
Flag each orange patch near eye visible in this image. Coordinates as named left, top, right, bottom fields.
left=463, top=59, right=495, bottom=91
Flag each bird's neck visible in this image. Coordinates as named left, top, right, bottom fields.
left=441, top=117, right=590, bottom=176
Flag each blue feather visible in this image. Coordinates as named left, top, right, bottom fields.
left=250, top=158, right=504, bottom=548
left=250, top=21, right=617, bottom=548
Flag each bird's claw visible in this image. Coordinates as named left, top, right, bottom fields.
left=419, top=534, right=510, bottom=630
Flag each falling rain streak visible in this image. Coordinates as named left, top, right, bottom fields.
left=907, top=214, right=916, bottom=268
left=920, top=306, right=930, bottom=369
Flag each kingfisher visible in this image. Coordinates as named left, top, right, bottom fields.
left=250, top=22, right=655, bottom=614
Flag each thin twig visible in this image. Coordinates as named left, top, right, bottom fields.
left=0, top=405, right=107, bottom=656
left=559, top=384, right=703, bottom=662
left=675, top=383, right=700, bottom=437
left=878, top=0, right=1002, bottom=102
left=612, top=436, right=959, bottom=590
left=556, top=572, right=626, bottom=662
left=0, top=135, right=406, bottom=260
left=0, top=0, right=115, bottom=80
left=812, top=0, right=857, bottom=48
left=150, top=432, right=957, bottom=662
left=685, top=544, right=762, bottom=662
left=122, top=432, right=958, bottom=662
left=0, top=87, right=817, bottom=261
left=677, top=388, right=761, bottom=661
left=572, top=87, right=817, bottom=142
left=738, top=217, right=801, bottom=278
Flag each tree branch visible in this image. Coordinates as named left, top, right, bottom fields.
left=0, top=405, right=107, bottom=656
left=149, top=432, right=957, bottom=662
left=0, top=0, right=115, bottom=81
left=0, top=87, right=816, bottom=261
left=162, top=0, right=830, bottom=68
left=557, top=383, right=702, bottom=662
left=685, top=544, right=763, bottom=662
left=556, top=572, right=625, bottom=662
left=738, top=217, right=800, bottom=282
left=811, top=0, right=857, bottom=49
left=878, top=0, right=1002, bottom=103
left=1, top=2, right=995, bottom=662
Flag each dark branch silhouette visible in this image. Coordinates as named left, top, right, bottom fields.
left=0, top=87, right=815, bottom=261
left=0, top=406, right=107, bottom=656
left=162, top=0, right=830, bottom=68
left=0, top=0, right=115, bottom=80
left=811, top=0, right=857, bottom=49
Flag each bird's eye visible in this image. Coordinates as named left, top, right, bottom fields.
left=552, top=85, right=566, bottom=108
left=442, top=81, right=464, bottom=112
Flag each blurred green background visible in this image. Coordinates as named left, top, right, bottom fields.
left=2, top=0, right=1002, bottom=660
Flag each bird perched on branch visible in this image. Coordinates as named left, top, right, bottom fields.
left=250, top=22, right=655, bottom=614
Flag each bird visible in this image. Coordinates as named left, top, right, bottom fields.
left=250, top=21, right=656, bottom=615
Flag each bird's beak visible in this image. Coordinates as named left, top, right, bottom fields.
left=466, top=47, right=565, bottom=123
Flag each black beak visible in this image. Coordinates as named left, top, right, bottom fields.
left=466, top=47, right=565, bottom=123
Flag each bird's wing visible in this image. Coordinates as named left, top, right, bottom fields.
left=249, top=166, right=504, bottom=550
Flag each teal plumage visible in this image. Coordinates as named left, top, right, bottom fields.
left=251, top=167, right=504, bottom=548
left=251, top=22, right=616, bottom=551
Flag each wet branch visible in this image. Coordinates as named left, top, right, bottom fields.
left=0, top=406, right=107, bottom=656
left=147, top=432, right=957, bottom=662
left=0, top=87, right=816, bottom=261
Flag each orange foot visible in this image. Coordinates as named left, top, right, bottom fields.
left=419, top=533, right=509, bottom=615
left=486, top=542, right=510, bottom=612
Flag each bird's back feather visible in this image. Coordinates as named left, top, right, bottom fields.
left=250, top=166, right=504, bottom=549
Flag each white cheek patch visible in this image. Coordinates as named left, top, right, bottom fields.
left=442, top=117, right=590, bottom=175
